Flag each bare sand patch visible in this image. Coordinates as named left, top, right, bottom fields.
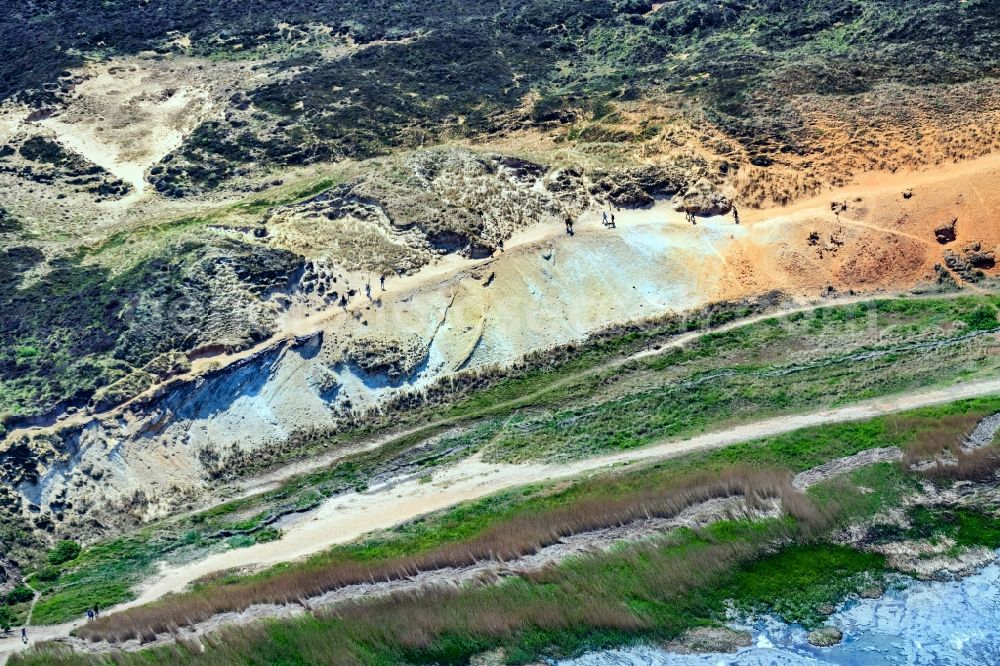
left=35, top=56, right=254, bottom=201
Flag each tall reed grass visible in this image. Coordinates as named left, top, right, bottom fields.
left=77, top=467, right=823, bottom=644
left=896, top=413, right=1000, bottom=481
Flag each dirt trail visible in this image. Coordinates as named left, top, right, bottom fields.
left=739, top=152, right=1000, bottom=225
left=5, top=377, right=1000, bottom=663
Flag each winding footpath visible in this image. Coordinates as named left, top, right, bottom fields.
left=4, top=375, right=1000, bottom=663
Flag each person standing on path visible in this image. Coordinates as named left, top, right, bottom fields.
left=732, top=206, right=740, bottom=224
left=21, top=627, right=27, bottom=644
left=564, top=216, right=574, bottom=235
left=379, top=274, right=386, bottom=291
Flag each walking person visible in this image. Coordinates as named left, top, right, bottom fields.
left=21, top=627, right=27, bottom=644
left=365, top=280, right=372, bottom=300
left=602, top=211, right=609, bottom=227
left=94, top=604, right=100, bottom=618
left=379, top=274, right=386, bottom=291
left=609, top=213, right=616, bottom=228
left=732, top=206, right=740, bottom=225
left=87, top=608, right=94, bottom=622
left=564, top=216, right=574, bottom=235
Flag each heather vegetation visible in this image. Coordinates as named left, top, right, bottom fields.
left=5, top=1, right=998, bottom=192
left=0, top=238, right=301, bottom=430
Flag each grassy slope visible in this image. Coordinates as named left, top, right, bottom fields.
left=17, top=295, right=1000, bottom=625
left=16, top=396, right=1000, bottom=665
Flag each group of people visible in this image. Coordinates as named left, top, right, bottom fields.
left=338, top=273, right=389, bottom=310
left=11, top=603, right=102, bottom=647
left=686, top=206, right=740, bottom=226
left=566, top=204, right=740, bottom=234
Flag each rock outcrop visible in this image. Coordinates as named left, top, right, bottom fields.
left=944, top=243, right=996, bottom=281
left=344, top=334, right=429, bottom=382
left=674, top=178, right=732, bottom=216
left=807, top=626, right=843, bottom=647
left=934, top=218, right=957, bottom=244
left=590, top=165, right=687, bottom=208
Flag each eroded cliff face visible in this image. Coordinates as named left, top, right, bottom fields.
left=4, top=142, right=1000, bottom=553
left=0, top=150, right=735, bottom=544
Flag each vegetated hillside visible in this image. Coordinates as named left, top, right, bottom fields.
left=1, top=0, right=1000, bottom=608
left=1, top=0, right=998, bottom=430
left=4, top=1, right=999, bottom=188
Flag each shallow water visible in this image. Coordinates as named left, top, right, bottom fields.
left=558, top=561, right=1000, bottom=665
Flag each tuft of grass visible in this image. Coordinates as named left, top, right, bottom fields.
left=710, top=545, right=885, bottom=628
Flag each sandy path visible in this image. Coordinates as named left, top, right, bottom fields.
left=4, top=377, right=1000, bottom=663
left=87, top=379, right=1000, bottom=601
left=1, top=200, right=667, bottom=447
left=73, top=496, right=778, bottom=654
left=234, top=287, right=983, bottom=501
left=739, top=152, right=1000, bottom=225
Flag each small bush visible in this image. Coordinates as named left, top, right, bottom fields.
left=33, top=565, right=61, bottom=583
left=0, top=605, right=14, bottom=632
left=962, top=305, right=999, bottom=331
left=47, top=540, right=81, bottom=566
left=4, top=586, right=34, bottom=605
left=255, top=528, right=282, bottom=543
left=226, top=535, right=256, bottom=549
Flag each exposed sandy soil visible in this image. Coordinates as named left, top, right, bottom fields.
left=0, top=54, right=263, bottom=239
left=4, top=152, right=998, bottom=538
left=38, top=59, right=219, bottom=192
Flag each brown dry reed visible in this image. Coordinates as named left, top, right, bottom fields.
left=77, top=466, right=825, bottom=644
left=892, top=413, right=1000, bottom=482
